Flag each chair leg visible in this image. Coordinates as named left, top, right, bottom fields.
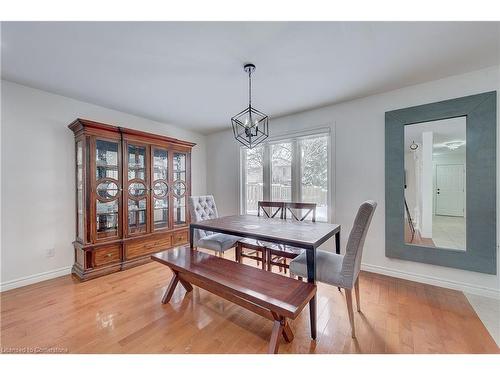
left=235, top=243, right=241, bottom=263
left=354, top=277, right=361, bottom=312
left=261, top=248, right=267, bottom=270
left=345, top=288, right=356, bottom=338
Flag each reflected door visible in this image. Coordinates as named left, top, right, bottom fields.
left=125, top=143, right=150, bottom=236
left=151, top=147, right=169, bottom=231
left=94, top=139, right=121, bottom=241
left=172, top=152, right=188, bottom=226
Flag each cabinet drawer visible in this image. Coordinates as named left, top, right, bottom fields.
left=172, top=230, right=189, bottom=246
left=94, top=245, right=121, bottom=267
left=125, top=236, right=172, bottom=259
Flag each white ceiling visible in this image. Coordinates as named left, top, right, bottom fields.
left=2, top=22, right=499, bottom=134
left=405, top=117, right=466, bottom=155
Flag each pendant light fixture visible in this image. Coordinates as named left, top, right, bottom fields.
left=231, top=63, right=269, bottom=148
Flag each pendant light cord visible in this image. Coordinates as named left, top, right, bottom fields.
left=248, top=68, right=252, bottom=107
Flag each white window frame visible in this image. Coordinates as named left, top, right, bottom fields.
left=239, top=126, right=334, bottom=223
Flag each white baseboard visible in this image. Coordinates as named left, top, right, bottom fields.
left=361, top=263, right=500, bottom=300
left=0, top=266, right=72, bottom=292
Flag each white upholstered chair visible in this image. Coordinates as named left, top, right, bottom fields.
left=290, top=200, right=377, bottom=338
left=188, top=195, right=241, bottom=257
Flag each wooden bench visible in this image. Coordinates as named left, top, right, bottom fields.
left=151, top=246, right=317, bottom=354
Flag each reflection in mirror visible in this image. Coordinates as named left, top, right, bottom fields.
left=404, top=117, right=466, bottom=251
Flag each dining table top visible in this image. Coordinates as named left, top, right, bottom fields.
left=190, top=214, right=341, bottom=249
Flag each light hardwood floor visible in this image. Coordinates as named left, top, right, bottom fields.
left=1, top=249, right=498, bottom=354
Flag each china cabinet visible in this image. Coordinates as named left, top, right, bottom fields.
left=69, top=119, right=195, bottom=280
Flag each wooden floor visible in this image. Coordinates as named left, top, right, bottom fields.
left=1, top=249, right=498, bottom=354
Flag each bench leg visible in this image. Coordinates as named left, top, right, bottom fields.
left=161, top=273, right=180, bottom=304
left=268, top=320, right=284, bottom=354
left=161, top=272, right=193, bottom=304
left=282, top=319, right=294, bottom=343
left=179, top=277, right=193, bottom=293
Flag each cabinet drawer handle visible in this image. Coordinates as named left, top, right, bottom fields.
left=106, top=253, right=113, bottom=257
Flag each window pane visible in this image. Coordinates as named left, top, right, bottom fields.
left=300, top=136, right=328, bottom=221
left=271, top=142, right=292, bottom=202
left=244, top=146, right=263, bottom=214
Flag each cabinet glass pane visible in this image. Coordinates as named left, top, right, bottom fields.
left=128, top=198, right=147, bottom=234
left=96, top=200, right=118, bottom=237
left=173, top=181, right=186, bottom=197
left=153, top=148, right=168, bottom=180
left=174, top=196, right=186, bottom=225
left=173, top=153, right=186, bottom=181
left=76, top=140, right=84, bottom=239
left=173, top=153, right=186, bottom=225
left=96, top=140, right=119, bottom=180
left=153, top=181, right=168, bottom=197
left=154, top=198, right=169, bottom=229
left=128, top=145, right=146, bottom=180
left=152, top=148, right=169, bottom=230
left=128, top=182, right=146, bottom=197
left=97, top=181, right=119, bottom=200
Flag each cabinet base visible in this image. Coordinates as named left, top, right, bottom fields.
left=71, top=243, right=188, bottom=281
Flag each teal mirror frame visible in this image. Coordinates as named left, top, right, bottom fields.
left=385, top=91, right=497, bottom=274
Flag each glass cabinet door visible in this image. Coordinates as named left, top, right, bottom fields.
left=152, top=147, right=169, bottom=230
left=173, top=152, right=187, bottom=226
left=76, top=140, right=85, bottom=242
left=126, top=143, right=149, bottom=235
left=95, top=139, right=120, bottom=240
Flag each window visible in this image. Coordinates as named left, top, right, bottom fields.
left=271, top=142, right=292, bottom=202
left=241, top=132, right=330, bottom=222
left=242, top=145, right=264, bottom=215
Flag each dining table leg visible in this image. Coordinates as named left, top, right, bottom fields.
left=335, top=230, right=341, bottom=291
left=306, top=246, right=317, bottom=340
left=335, top=231, right=340, bottom=254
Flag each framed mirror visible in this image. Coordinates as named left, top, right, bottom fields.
left=385, top=91, right=496, bottom=274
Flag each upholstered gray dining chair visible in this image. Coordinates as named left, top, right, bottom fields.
left=290, top=200, right=377, bottom=338
left=188, top=195, right=241, bottom=257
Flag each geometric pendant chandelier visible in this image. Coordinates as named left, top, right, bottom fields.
left=231, top=63, right=269, bottom=148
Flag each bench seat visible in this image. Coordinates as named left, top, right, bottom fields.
left=152, top=246, right=316, bottom=353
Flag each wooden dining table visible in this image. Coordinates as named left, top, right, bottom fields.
left=189, top=214, right=341, bottom=340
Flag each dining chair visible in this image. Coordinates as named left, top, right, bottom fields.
left=236, top=201, right=285, bottom=269
left=188, top=195, right=241, bottom=257
left=289, top=200, right=377, bottom=338
left=266, top=202, right=317, bottom=274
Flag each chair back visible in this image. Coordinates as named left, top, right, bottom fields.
left=340, top=200, right=377, bottom=288
left=284, top=202, right=316, bottom=222
left=188, top=195, right=219, bottom=245
left=257, top=201, right=285, bottom=219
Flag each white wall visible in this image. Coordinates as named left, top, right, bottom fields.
left=0, top=80, right=208, bottom=289
left=421, top=131, right=434, bottom=238
left=207, top=66, right=500, bottom=298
